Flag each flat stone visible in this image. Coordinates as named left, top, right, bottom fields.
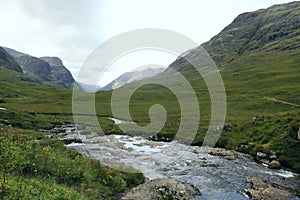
left=245, top=176, right=295, bottom=200
left=122, top=178, right=201, bottom=200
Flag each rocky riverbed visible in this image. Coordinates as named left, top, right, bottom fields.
left=66, top=133, right=300, bottom=200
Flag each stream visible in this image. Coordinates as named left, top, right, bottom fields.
left=66, top=119, right=299, bottom=200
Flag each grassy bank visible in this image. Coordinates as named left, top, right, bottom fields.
left=0, top=126, right=145, bottom=199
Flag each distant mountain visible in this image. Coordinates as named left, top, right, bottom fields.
left=101, top=67, right=165, bottom=91
left=40, top=57, right=75, bottom=89
left=4, top=47, right=75, bottom=89
left=77, top=82, right=102, bottom=93
left=0, top=47, right=22, bottom=73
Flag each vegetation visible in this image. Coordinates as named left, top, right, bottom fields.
left=0, top=126, right=145, bottom=200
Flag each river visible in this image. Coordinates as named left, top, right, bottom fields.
left=66, top=132, right=299, bottom=200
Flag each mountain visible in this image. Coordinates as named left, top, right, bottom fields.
left=101, top=67, right=165, bottom=91
left=4, top=47, right=75, bottom=89
left=77, top=82, right=102, bottom=93
left=171, top=1, right=300, bottom=71
left=4, top=47, right=26, bottom=58
left=0, top=47, right=23, bottom=73
left=39, top=57, right=75, bottom=89
left=15, top=55, right=52, bottom=81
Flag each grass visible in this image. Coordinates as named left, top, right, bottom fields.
left=0, top=126, right=145, bottom=200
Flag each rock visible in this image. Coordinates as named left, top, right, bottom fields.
left=298, top=127, right=300, bottom=140
left=28, top=111, right=36, bottom=116
left=193, top=147, right=252, bottom=159
left=224, top=155, right=236, bottom=160
left=269, top=152, right=277, bottom=161
left=148, top=135, right=173, bottom=142
left=268, top=160, right=281, bottom=169
left=222, top=123, right=232, bottom=131
left=246, top=177, right=268, bottom=189
left=122, top=178, right=201, bottom=200
left=200, top=162, right=220, bottom=168
left=245, top=176, right=295, bottom=200
left=237, top=143, right=254, bottom=154
left=259, top=159, right=270, bottom=166
left=256, top=152, right=268, bottom=160
left=60, top=138, right=82, bottom=145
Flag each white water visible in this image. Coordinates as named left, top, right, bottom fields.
left=67, top=133, right=299, bottom=200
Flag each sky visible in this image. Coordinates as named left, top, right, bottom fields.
left=0, top=0, right=294, bottom=86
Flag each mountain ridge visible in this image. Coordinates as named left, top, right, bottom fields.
left=170, top=1, right=300, bottom=71
left=4, top=47, right=75, bottom=89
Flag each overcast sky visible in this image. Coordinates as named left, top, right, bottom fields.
left=0, top=0, right=294, bottom=86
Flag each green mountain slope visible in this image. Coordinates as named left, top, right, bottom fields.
left=167, top=1, right=300, bottom=122
left=171, top=1, right=300, bottom=71
left=0, top=47, right=22, bottom=73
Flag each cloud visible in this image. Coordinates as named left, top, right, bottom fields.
left=0, top=0, right=104, bottom=78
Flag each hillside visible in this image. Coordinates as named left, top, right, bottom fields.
left=167, top=1, right=300, bottom=121
left=171, top=1, right=300, bottom=71
left=4, top=47, right=75, bottom=89
left=0, top=47, right=22, bottom=73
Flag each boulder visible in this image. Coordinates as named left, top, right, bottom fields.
left=245, top=176, right=295, bottom=200
left=269, top=153, right=277, bottom=161
left=60, top=138, right=82, bottom=145
left=193, top=147, right=252, bottom=159
left=256, top=152, right=268, bottom=160
left=268, top=160, right=281, bottom=169
left=237, top=143, right=254, bottom=154
left=298, top=127, right=300, bottom=140
left=122, top=178, right=201, bottom=200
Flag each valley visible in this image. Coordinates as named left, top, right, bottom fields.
left=0, top=1, right=299, bottom=199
